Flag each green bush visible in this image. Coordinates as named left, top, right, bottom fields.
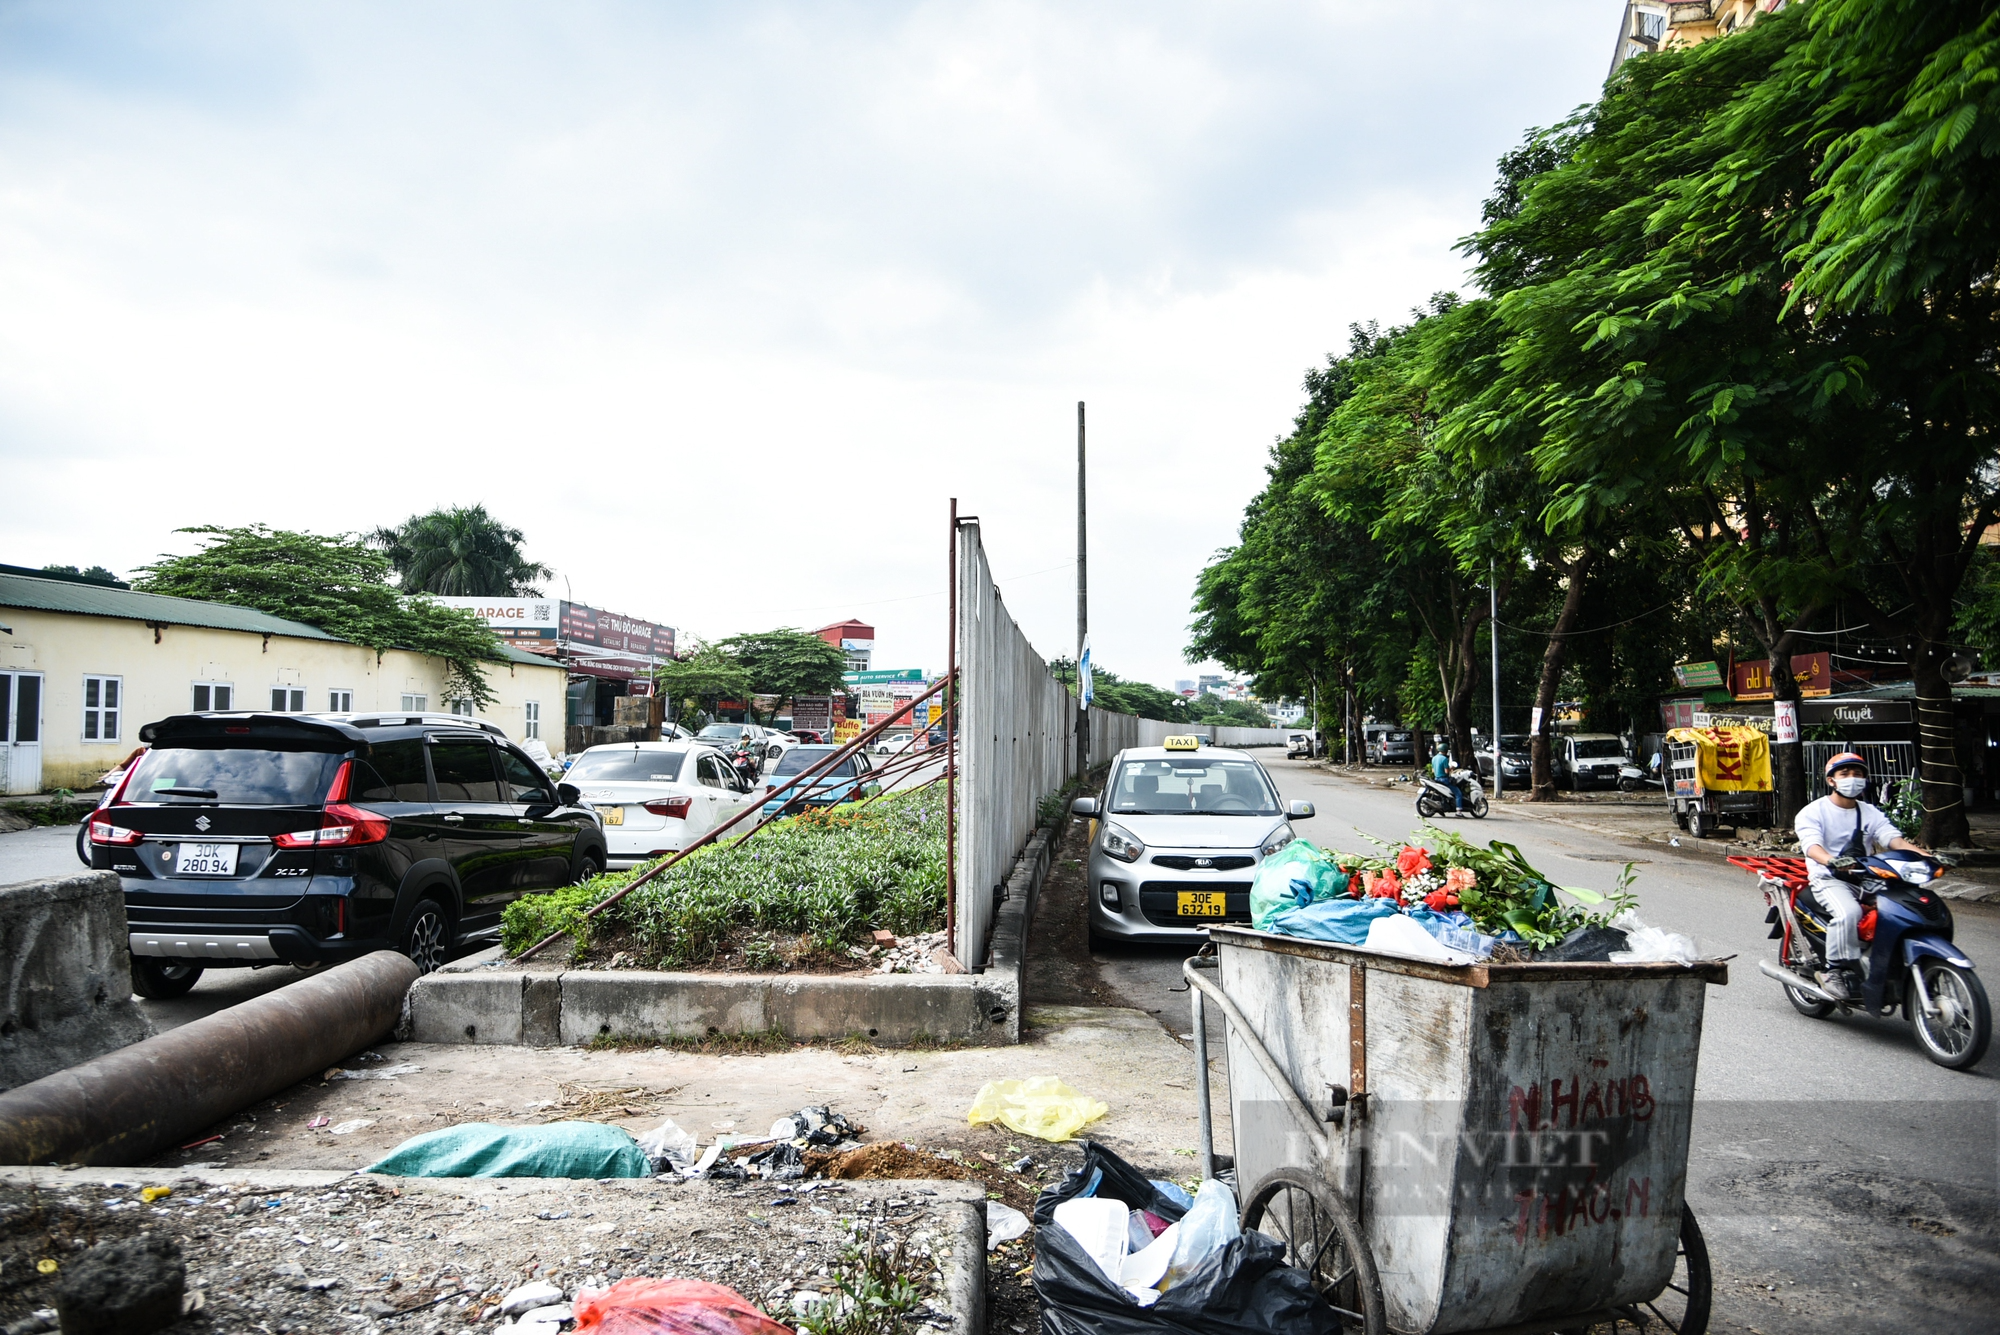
left=502, top=784, right=947, bottom=967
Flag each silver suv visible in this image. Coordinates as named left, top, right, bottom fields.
left=1072, top=742, right=1314, bottom=945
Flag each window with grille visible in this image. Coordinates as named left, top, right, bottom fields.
left=270, top=687, right=306, bottom=712
left=400, top=694, right=427, bottom=712
left=83, top=675, right=121, bottom=742
left=192, top=682, right=234, bottom=711
left=448, top=699, right=475, bottom=717
left=524, top=700, right=541, bottom=739
left=329, top=689, right=354, bottom=712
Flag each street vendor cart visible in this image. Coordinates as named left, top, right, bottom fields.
left=1181, top=926, right=1727, bottom=1335
left=1665, top=725, right=1775, bottom=839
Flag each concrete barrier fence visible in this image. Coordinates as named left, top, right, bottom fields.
left=0, top=872, right=152, bottom=1093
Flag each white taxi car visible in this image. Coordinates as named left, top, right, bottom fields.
left=1072, top=739, right=1314, bottom=944
left=564, top=741, right=759, bottom=869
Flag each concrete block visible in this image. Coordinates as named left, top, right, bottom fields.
left=406, top=972, right=524, bottom=1045
left=0, top=872, right=153, bottom=1091
left=522, top=975, right=562, bottom=1047
left=559, top=972, right=770, bottom=1045
left=767, top=974, right=1011, bottom=1044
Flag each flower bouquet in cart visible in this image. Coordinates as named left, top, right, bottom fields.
left=1250, top=825, right=1638, bottom=959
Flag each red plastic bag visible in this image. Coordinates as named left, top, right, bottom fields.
left=571, top=1279, right=794, bottom=1335
left=1858, top=908, right=1878, bottom=943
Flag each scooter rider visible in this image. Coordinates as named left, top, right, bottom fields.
left=1795, top=752, right=1928, bottom=1002
left=1431, top=746, right=1465, bottom=811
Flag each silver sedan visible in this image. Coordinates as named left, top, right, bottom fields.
left=1072, top=743, right=1314, bottom=945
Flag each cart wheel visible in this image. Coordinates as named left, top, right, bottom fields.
left=1240, top=1168, right=1384, bottom=1334
left=1621, top=1205, right=1712, bottom=1334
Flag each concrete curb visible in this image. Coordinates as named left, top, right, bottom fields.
left=939, top=1198, right=988, bottom=1335
left=986, top=824, right=1057, bottom=1044
left=408, top=967, right=1020, bottom=1047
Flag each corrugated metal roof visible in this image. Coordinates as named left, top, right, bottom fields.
left=0, top=569, right=341, bottom=640
left=0, top=569, right=562, bottom=671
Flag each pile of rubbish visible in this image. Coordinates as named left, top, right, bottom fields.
left=494, top=1277, right=792, bottom=1334
left=364, top=1104, right=869, bottom=1182
left=1251, top=830, right=1699, bottom=964
left=1033, top=1143, right=1332, bottom=1334
left=868, top=929, right=959, bottom=974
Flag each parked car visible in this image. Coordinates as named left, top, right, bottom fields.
left=1560, top=734, right=1631, bottom=790
left=94, top=711, right=608, bottom=998
left=758, top=745, right=882, bottom=817
left=563, top=741, right=760, bottom=869
left=1475, top=734, right=1572, bottom=787
left=873, top=732, right=914, bottom=756
left=693, top=722, right=791, bottom=762
left=1072, top=742, right=1314, bottom=946
left=1286, top=731, right=1316, bottom=759
left=1371, top=730, right=1416, bottom=766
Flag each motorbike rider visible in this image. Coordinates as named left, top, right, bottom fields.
left=1794, top=751, right=1928, bottom=1002
left=1430, top=746, right=1465, bottom=811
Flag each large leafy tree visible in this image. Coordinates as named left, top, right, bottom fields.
left=714, top=629, right=849, bottom=702
left=370, top=505, right=552, bottom=598
left=133, top=525, right=507, bottom=706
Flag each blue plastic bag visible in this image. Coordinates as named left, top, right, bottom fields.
left=365, top=1121, right=652, bottom=1178
left=1250, top=841, right=1351, bottom=929
left=1404, top=907, right=1499, bottom=960
left=1262, top=896, right=1398, bottom=944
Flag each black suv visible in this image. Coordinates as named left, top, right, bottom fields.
left=91, top=712, right=606, bottom=998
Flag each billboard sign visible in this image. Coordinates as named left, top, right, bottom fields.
left=1731, top=652, right=1832, bottom=700
left=843, top=669, right=924, bottom=686
left=1672, top=660, right=1725, bottom=689
left=792, top=696, right=833, bottom=735
left=433, top=597, right=561, bottom=648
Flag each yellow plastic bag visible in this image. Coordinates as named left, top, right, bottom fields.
left=967, top=1077, right=1109, bottom=1142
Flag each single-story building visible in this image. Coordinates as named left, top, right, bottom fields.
left=0, top=565, right=566, bottom=794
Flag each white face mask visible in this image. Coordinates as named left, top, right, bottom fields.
left=1833, top=776, right=1868, bottom=799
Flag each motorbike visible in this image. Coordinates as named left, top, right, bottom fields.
left=1618, top=752, right=1661, bottom=792
left=728, top=747, right=762, bottom=789
left=1741, top=851, right=1990, bottom=1070
left=1416, top=768, right=1488, bottom=819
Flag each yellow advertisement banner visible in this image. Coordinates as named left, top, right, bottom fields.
left=1666, top=726, right=1772, bottom=792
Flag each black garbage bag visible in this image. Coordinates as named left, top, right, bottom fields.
left=1032, top=1142, right=1338, bottom=1335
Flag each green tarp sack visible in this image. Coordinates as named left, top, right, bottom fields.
left=365, top=1121, right=652, bottom=1179
left=1250, top=839, right=1350, bottom=930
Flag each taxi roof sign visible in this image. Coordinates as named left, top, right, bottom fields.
left=1163, top=735, right=1202, bottom=751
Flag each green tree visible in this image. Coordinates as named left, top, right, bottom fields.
left=715, top=629, right=850, bottom=702
left=133, top=525, right=507, bottom=707
left=654, top=644, right=755, bottom=722
left=40, top=564, right=121, bottom=584
left=370, top=505, right=552, bottom=597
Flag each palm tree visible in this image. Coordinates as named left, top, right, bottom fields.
left=369, top=505, right=551, bottom=597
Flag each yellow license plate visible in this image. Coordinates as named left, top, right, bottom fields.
left=1177, top=891, right=1225, bottom=917
left=597, top=806, right=624, bottom=826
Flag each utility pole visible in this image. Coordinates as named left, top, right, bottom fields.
left=1076, top=401, right=1089, bottom=778
left=1490, top=558, right=1502, bottom=797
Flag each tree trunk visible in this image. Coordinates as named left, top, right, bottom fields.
left=1529, top=552, right=1593, bottom=801
left=1911, top=630, right=1972, bottom=847
left=1767, top=658, right=1810, bottom=827
left=1446, top=605, right=1489, bottom=769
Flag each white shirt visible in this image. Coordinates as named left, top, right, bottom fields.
left=1794, top=796, right=1901, bottom=881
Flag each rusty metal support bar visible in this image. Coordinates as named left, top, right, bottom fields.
left=518, top=672, right=958, bottom=960
left=947, top=497, right=959, bottom=957
left=0, top=950, right=418, bottom=1167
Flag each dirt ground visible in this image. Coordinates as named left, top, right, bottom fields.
left=116, top=817, right=1218, bottom=1335
left=0, top=1168, right=980, bottom=1335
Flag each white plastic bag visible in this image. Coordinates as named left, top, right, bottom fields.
left=1122, top=1221, right=1178, bottom=1291
left=1608, top=911, right=1700, bottom=965
left=635, top=1118, right=700, bottom=1171
left=1363, top=913, right=1478, bottom=966
left=1163, top=1178, right=1240, bottom=1288
left=1052, top=1197, right=1130, bottom=1289
left=987, top=1201, right=1032, bottom=1250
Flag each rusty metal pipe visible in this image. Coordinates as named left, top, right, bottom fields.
left=0, top=950, right=419, bottom=1167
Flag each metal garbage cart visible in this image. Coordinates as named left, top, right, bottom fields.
left=1182, top=925, right=1728, bottom=1335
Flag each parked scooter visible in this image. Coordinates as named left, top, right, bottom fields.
left=1618, top=751, right=1662, bottom=792
left=1416, top=768, right=1489, bottom=819
left=1743, top=851, right=1990, bottom=1069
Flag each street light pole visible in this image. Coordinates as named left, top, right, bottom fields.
left=1076, top=400, right=1089, bottom=778
left=1490, top=558, right=1502, bottom=797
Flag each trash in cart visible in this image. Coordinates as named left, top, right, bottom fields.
left=1177, top=919, right=1727, bottom=1334
left=1033, top=1142, right=1339, bottom=1335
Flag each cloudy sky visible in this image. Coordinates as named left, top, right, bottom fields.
left=1, top=1, right=1615, bottom=688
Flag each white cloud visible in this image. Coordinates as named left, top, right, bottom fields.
left=0, top=0, right=1614, bottom=687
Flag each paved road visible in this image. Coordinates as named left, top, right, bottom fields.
left=1088, top=754, right=2000, bottom=1335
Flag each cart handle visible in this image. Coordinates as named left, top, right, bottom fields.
left=1182, top=959, right=1332, bottom=1163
